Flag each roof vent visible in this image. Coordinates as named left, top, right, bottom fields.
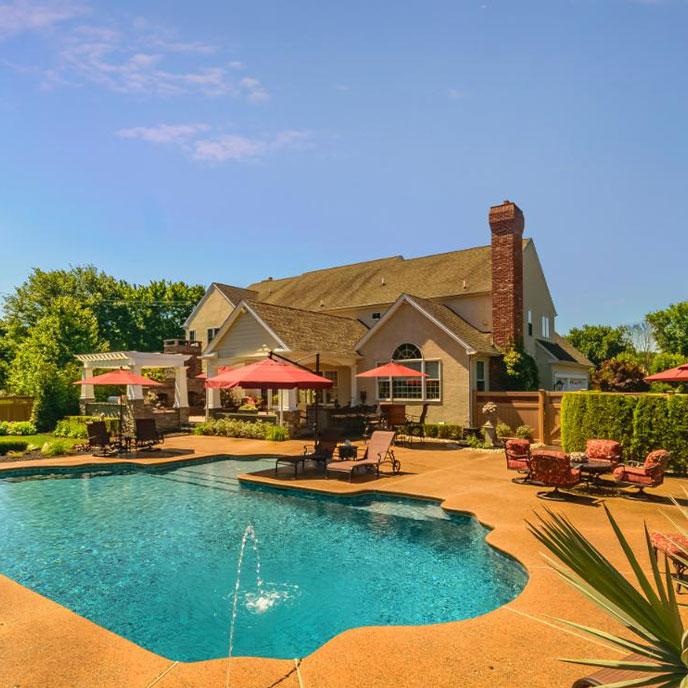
left=319, top=299, right=325, bottom=308
left=380, top=276, right=386, bottom=286
left=267, top=276, right=273, bottom=281
left=462, top=279, right=467, bottom=290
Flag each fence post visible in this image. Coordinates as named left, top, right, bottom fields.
left=537, top=389, right=547, bottom=444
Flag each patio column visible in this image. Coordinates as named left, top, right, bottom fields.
left=80, top=363, right=95, bottom=400
left=127, top=366, right=144, bottom=401
left=350, top=366, right=358, bottom=406
left=206, top=362, right=221, bottom=418
left=173, top=366, right=189, bottom=409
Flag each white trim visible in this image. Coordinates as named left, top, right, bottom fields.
left=203, top=300, right=289, bottom=356
left=183, top=283, right=236, bottom=329
left=355, top=294, right=479, bottom=354
left=75, top=351, right=190, bottom=368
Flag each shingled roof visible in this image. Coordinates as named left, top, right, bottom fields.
left=214, top=283, right=259, bottom=305
left=246, top=301, right=368, bottom=356
left=246, top=241, right=530, bottom=311
left=406, top=295, right=498, bottom=354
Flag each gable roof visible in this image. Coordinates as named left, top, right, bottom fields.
left=356, top=293, right=498, bottom=355
left=214, top=283, right=259, bottom=304
left=537, top=335, right=592, bottom=367
left=183, top=282, right=259, bottom=329
left=247, top=241, right=530, bottom=312
left=205, top=299, right=368, bottom=358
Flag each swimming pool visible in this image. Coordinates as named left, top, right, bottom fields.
left=0, top=457, right=527, bottom=661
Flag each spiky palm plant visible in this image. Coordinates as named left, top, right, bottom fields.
left=528, top=506, right=688, bottom=687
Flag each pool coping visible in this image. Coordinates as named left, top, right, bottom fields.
left=0, top=435, right=681, bottom=688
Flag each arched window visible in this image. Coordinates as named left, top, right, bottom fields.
left=392, top=343, right=422, bottom=361
left=376, top=343, right=441, bottom=402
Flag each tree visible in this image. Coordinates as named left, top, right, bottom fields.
left=591, top=354, right=649, bottom=392
left=628, top=319, right=656, bottom=370
left=565, top=324, right=631, bottom=368
left=647, top=302, right=688, bottom=356
left=499, top=345, right=540, bottom=391
left=7, top=297, right=104, bottom=430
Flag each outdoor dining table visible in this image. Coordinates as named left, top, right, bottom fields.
left=570, top=455, right=616, bottom=487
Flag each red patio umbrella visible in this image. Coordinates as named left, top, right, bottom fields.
left=206, top=358, right=333, bottom=390
left=205, top=358, right=333, bottom=428
left=74, top=369, right=162, bottom=450
left=356, top=362, right=428, bottom=378
left=645, top=364, right=688, bottom=382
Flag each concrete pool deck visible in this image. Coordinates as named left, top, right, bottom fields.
left=1, top=434, right=686, bottom=687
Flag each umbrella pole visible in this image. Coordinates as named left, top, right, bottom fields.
left=314, top=353, right=320, bottom=443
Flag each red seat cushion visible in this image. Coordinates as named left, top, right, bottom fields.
left=650, top=532, right=688, bottom=558
left=586, top=439, right=622, bottom=463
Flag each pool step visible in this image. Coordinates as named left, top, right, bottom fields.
left=149, top=473, right=242, bottom=493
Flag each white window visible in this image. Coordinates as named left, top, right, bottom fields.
left=207, top=327, right=220, bottom=343
left=541, top=316, right=550, bottom=339
left=527, top=310, right=533, bottom=337
left=475, top=360, right=486, bottom=391
left=376, top=344, right=441, bottom=402
left=554, top=375, right=587, bottom=391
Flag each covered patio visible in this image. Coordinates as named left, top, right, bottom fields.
left=75, top=351, right=192, bottom=431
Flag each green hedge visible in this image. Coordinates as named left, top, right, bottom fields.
left=193, top=418, right=289, bottom=441
left=561, top=392, right=688, bottom=471
left=0, top=438, right=30, bottom=455
left=422, top=424, right=463, bottom=440
left=54, top=416, right=120, bottom=439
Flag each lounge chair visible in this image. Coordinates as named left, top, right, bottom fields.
left=529, top=450, right=581, bottom=500
left=326, top=430, right=399, bottom=481
left=613, top=449, right=671, bottom=499
left=650, top=531, right=688, bottom=592
left=134, top=418, right=164, bottom=451
left=505, top=438, right=531, bottom=483
left=275, top=432, right=339, bottom=477
left=572, top=653, right=650, bottom=687
left=585, top=439, right=622, bottom=467
left=87, top=421, right=117, bottom=457
left=400, top=404, right=428, bottom=446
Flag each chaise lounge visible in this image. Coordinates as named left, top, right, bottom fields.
left=134, top=418, right=164, bottom=451
left=326, top=430, right=399, bottom=481
left=275, top=431, right=339, bottom=477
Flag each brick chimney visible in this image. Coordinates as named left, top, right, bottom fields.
left=489, top=200, right=524, bottom=348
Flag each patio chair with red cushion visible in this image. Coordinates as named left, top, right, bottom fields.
left=613, top=449, right=671, bottom=499
left=650, top=531, right=688, bottom=591
left=529, top=450, right=581, bottom=501
left=505, top=438, right=531, bottom=484
left=585, top=439, right=622, bottom=467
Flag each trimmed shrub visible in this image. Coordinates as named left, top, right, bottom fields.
left=561, top=392, right=688, bottom=471
left=422, top=423, right=462, bottom=440
left=0, top=421, right=37, bottom=436
left=515, top=424, right=534, bottom=441
left=265, top=425, right=289, bottom=441
left=0, top=439, right=29, bottom=455
left=495, top=422, right=512, bottom=440
left=193, top=418, right=289, bottom=441
left=40, top=439, right=75, bottom=457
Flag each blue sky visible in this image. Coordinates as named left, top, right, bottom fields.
left=0, top=0, right=686, bottom=332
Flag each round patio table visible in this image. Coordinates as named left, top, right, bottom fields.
left=572, top=460, right=615, bottom=487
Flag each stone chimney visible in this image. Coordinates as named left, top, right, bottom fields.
left=489, top=200, right=524, bottom=348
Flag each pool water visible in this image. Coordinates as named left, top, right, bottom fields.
left=0, top=458, right=527, bottom=661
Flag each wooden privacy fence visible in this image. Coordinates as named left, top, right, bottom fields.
left=0, top=396, right=34, bottom=422
left=473, top=390, right=564, bottom=445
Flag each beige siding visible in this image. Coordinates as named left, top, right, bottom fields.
left=442, top=293, right=492, bottom=331
left=185, top=287, right=234, bottom=350
left=214, top=311, right=281, bottom=361
left=523, top=241, right=556, bottom=357
left=357, top=301, right=472, bottom=425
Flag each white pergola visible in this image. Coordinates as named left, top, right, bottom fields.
left=75, top=351, right=191, bottom=408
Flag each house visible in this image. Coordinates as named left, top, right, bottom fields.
left=183, top=201, right=590, bottom=426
